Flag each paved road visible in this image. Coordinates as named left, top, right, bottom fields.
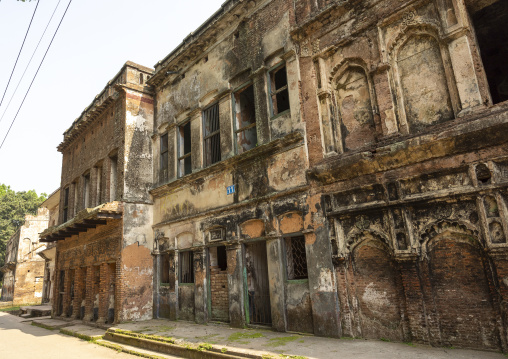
left=0, top=312, right=179, bottom=359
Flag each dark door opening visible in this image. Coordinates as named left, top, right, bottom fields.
left=245, top=241, right=272, bottom=326
left=471, top=1, right=508, bottom=104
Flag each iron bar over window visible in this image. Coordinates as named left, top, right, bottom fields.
left=285, top=236, right=308, bottom=280
left=160, top=133, right=169, bottom=182
left=180, top=251, right=194, bottom=284
left=203, top=103, right=221, bottom=166
left=178, top=121, right=192, bottom=177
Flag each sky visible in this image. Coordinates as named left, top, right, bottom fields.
left=0, top=0, right=225, bottom=195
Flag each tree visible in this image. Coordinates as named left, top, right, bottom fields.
left=0, top=184, right=46, bottom=282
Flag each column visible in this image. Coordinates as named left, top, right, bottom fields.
left=193, top=248, right=207, bottom=324
left=83, top=266, right=94, bottom=321
left=97, top=263, right=109, bottom=324
left=61, top=270, right=71, bottom=318
left=71, top=268, right=84, bottom=319
left=226, top=243, right=245, bottom=327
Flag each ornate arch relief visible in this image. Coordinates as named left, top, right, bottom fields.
left=390, top=24, right=454, bottom=133
left=328, top=58, right=378, bottom=152
left=387, top=22, right=443, bottom=59
left=239, top=219, right=265, bottom=240
left=346, top=228, right=393, bottom=255
left=420, top=220, right=481, bottom=257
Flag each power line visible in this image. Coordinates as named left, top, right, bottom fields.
left=0, top=0, right=73, bottom=151
left=0, top=0, right=63, bottom=125
left=0, top=0, right=40, bottom=110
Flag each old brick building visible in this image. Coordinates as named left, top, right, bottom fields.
left=146, top=0, right=508, bottom=351
left=294, top=0, right=508, bottom=352
left=40, top=62, right=155, bottom=324
left=37, top=0, right=508, bottom=352
left=148, top=0, right=331, bottom=334
left=0, top=189, right=59, bottom=305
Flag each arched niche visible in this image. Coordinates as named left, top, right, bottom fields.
left=395, top=32, right=454, bottom=132
left=278, top=211, right=304, bottom=235
left=333, top=64, right=377, bottom=151
left=350, top=233, right=405, bottom=341
left=239, top=219, right=265, bottom=239
left=421, top=222, right=500, bottom=349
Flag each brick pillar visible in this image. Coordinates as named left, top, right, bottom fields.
left=194, top=248, right=207, bottom=324
left=396, top=255, right=429, bottom=344
left=97, top=263, right=109, bottom=324
left=225, top=243, right=243, bottom=327
left=71, top=268, right=84, bottom=319
left=61, top=270, right=71, bottom=318
left=83, top=266, right=94, bottom=321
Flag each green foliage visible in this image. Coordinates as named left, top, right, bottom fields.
left=0, top=184, right=47, bottom=281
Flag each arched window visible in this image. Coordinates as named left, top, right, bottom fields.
left=397, top=35, right=453, bottom=132
left=335, top=67, right=376, bottom=151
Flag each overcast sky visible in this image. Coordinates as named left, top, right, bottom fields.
left=0, top=0, right=224, bottom=195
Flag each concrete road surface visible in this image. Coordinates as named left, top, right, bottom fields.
left=0, top=312, right=180, bottom=359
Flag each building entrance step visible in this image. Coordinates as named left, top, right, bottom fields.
left=105, top=328, right=248, bottom=359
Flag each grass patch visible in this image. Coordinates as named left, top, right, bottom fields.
left=279, top=355, right=307, bottom=359
left=228, top=331, right=265, bottom=342
left=380, top=337, right=390, bottom=342
left=404, top=342, right=415, bottom=347
left=197, top=343, right=213, bottom=351
left=31, top=322, right=55, bottom=330
left=0, top=306, right=20, bottom=312
left=112, top=329, right=175, bottom=344
left=267, top=336, right=300, bottom=347
left=196, top=333, right=220, bottom=340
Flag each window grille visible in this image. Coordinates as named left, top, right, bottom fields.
left=178, top=121, right=192, bottom=177
left=285, top=236, right=308, bottom=280
left=160, top=133, right=169, bottom=182
left=203, top=103, right=221, bottom=166
left=234, top=84, right=257, bottom=153
left=179, top=251, right=194, bottom=284
left=269, top=65, right=290, bottom=116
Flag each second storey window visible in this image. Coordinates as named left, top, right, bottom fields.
left=203, top=103, right=221, bottom=166
left=178, top=121, right=192, bottom=177
left=269, top=65, right=290, bottom=116
left=62, top=187, right=69, bottom=223
left=160, top=133, right=169, bottom=182
left=234, top=84, right=257, bottom=154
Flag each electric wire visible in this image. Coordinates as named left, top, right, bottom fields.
left=0, top=0, right=63, bottom=125
left=0, top=0, right=73, bottom=151
left=0, top=0, right=40, bottom=110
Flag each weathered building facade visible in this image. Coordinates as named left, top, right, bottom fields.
left=148, top=0, right=340, bottom=335
left=40, top=62, right=155, bottom=324
left=293, top=0, right=508, bottom=352
left=38, top=0, right=508, bottom=352
left=146, top=0, right=508, bottom=351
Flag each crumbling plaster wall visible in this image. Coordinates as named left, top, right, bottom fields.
left=295, top=0, right=489, bottom=166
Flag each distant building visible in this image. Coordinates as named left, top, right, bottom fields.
left=0, top=189, right=60, bottom=305
left=37, top=189, right=60, bottom=305
left=40, top=62, right=155, bottom=324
